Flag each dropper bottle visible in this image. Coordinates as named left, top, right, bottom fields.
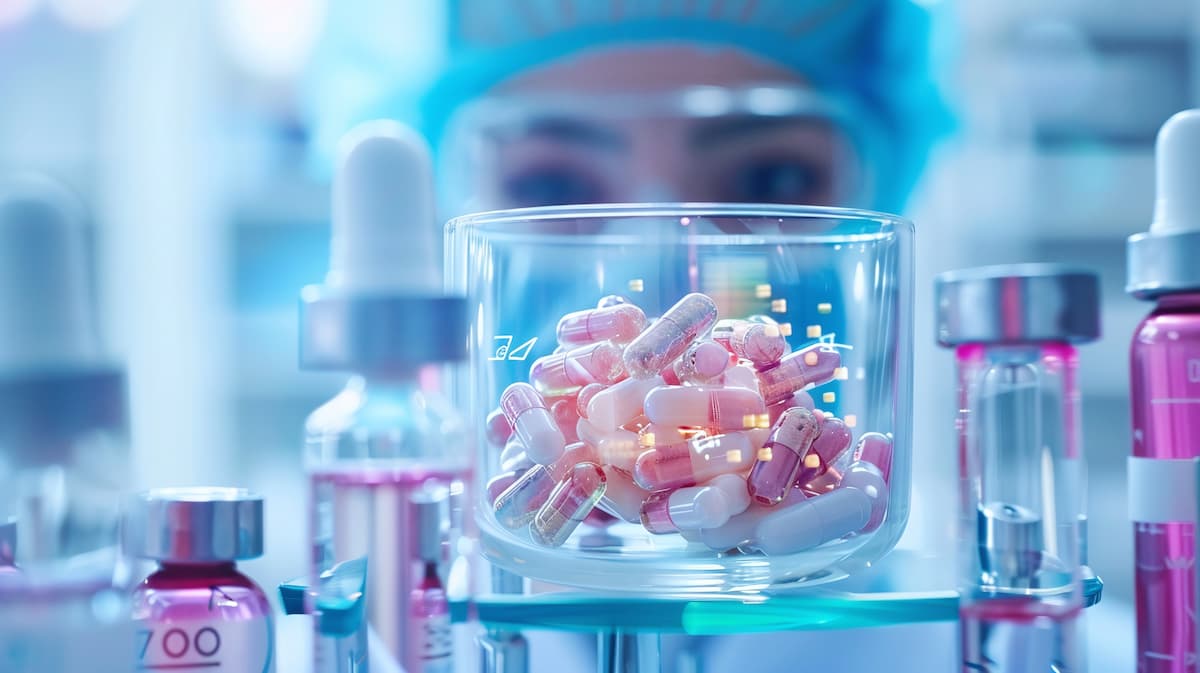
left=300, top=120, right=469, bottom=673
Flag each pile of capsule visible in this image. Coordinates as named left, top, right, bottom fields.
left=484, top=292, right=894, bottom=555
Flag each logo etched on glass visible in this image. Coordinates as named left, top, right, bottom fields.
left=490, top=336, right=538, bottom=361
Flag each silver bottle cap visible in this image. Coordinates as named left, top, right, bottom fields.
left=128, top=487, right=263, bottom=563
left=935, top=264, right=1100, bottom=346
left=0, top=518, right=15, bottom=565
left=411, top=487, right=448, bottom=564
left=977, top=501, right=1043, bottom=581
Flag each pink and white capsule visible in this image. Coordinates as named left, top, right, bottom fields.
left=530, top=462, right=607, bottom=547
left=644, top=385, right=766, bottom=433
left=706, top=473, right=751, bottom=517
left=671, top=340, right=734, bottom=384
left=486, top=407, right=513, bottom=448
left=576, top=383, right=605, bottom=418
left=756, top=345, right=841, bottom=406
left=852, top=432, right=893, bottom=483
left=696, top=487, right=808, bottom=552
left=768, top=390, right=815, bottom=424
left=640, top=484, right=732, bottom=534
left=500, top=435, right=534, bottom=473
left=500, top=382, right=566, bottom=465
left=596, top=466, right=651, bottom=523
left=550, top=398, right=581, bottom=444
left=622, top=293, right=718, bottom=378
left=795, top=415, right=853, bottom=487
left=720, top=363, right=761, bottom=391
left=747, top=407, right=821, bottom=506
left=529, top=342, right=626, bottom=397
left=713, top=319, right=788, bottom=366
left=586, top=375, right=663, bottom=430
left=840, top=459, right=889, bottom=532
left=492, top=443, right=596, bottom=528
left=557, top=303, right=647, bottom=345
left=633, top=431, right=757, bottom=490
left=752, top=486, right=871, bottom=555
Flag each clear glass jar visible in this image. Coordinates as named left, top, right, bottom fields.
left=446, top=203, right=913, bottom=592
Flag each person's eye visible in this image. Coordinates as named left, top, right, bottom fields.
left=726, top=159, right=827, bottom=205
left=502, top=164, right=609, bottom=207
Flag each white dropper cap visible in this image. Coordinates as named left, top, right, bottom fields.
left=326, top=120, right=439, bottom=294
left=1151, top=109, right=1200, bottom=234
left=0, top=175, right=99, bottom=371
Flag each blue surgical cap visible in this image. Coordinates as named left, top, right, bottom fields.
left=306, top=0, right=952, bottom=213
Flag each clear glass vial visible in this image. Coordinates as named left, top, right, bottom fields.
left=447, top=203, right=913, bottom=592
left=127, top=488, right=274, bottom=673
left=936, top=265, right=1099, bottom=673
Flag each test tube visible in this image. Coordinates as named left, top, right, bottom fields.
left=937, top=266, right=1098, bottom=673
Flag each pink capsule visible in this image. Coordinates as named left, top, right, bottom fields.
left=852, top=432, right=893, bottom=483
left=622, top=293, right=718, bottom=378
left=713, top=319, right=788, bottom=366
left=576, top=418, right=642, bottom=471
left=801, top=445, right=854, bottom=495
left=633, top=432, right=757, bottom=490
left=596, top=466, right=651, bottom=523
left=672, top=339, right=735, bottom=384
left=551, top=398, right=581, bottom=444
left=794, top=416, right=853, bottom=487
left=492, top=443, right=596, bottom=528
left=576, top=383, right=605, bottom=418
left=529, top=342, right=626, bottom=398
left=752, top=486, right=871, bottom=555
left=747, top=407, right=821, bottom=506
left=720, top=364, right=761, bottom=391
left=644, top=385, right=767, bottom=434
left=840, top=459, right=889, bottom=532
left=767, top=390, right=815, bottom=425
left=756, top=345, right=841, bottom=406
left=530, top=462, right=607, bottom=547
left=640, top=484, right=731, bottom=534
left=557, top=304, right=648, bottom=345
left=486, top=408, right=513, bottom=448
left=586, top=375, right=663, bottom=430
left=706, top=473, right=751, bottom=517
left=697, top=486, right=808, bottom=551
left=500, top=382, right=566, bottom=465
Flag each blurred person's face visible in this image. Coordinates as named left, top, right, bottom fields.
left=449, top=46, right=864, bottom=210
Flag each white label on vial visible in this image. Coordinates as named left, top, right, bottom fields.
left=136, top=617, right=274, bottom=673
left=416, top=613, right=453, bottom=673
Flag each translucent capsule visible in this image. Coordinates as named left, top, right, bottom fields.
left=747, top=407, right=821, bottom=506
left=622, top=293, right=718, bottom=378
left=596, top=466, right=651, bottom=523
left=671, top=339, right=735, bottom=384
left=492, top=443, right=596, bottom=528
left=633, top=432, right=757, bottom=490
left=576, top=383, right=605, bottom=418
left=530, top=462, right=607, bottom=547
left=529, top=342, right=626, bottom=398
left=500, top=435, right=534, bottom=473
left=644, top=385, right=767, bottom=434
left=557, top=303, right=648, bottom=345
left=720, top=363, right=761, bottom=391
left=597, top=294, right=630, bottom=308
left=713, top=319, right=789, bottom=366
left=697, top=486, right=807, bottom=552
left=486, top=470, right=523, bottom=505
left=586, top=375, right=663, bottom=431
left=640, top=484, right=731, bottom=534
left=500, top=382, right=566, bottom=465
left=707, top=473, right=751, bottom=517
left=840, top=459, right=889, bottom=532
left=794, top=416, right=853, bottom=487
left=752, top=487, right=871, bottom=555
left=550, top=398, right=581, bottom=444
left=486, top=408, right=513, bottom=448
left=756, top=345, right=841, bottom=406
left=852, top=432, right=894, bottom=483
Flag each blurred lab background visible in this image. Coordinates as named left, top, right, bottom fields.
left=1, top=0, right=1195, bottom=670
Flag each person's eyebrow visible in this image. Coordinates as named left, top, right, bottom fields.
left=688, top=115, right=828, bottom=151
left=496, top=115, right=627, bottom=151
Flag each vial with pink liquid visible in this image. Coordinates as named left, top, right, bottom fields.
left=128, top=488, right=274, bottom=673
left=937, top=265, right=1098, bottom=673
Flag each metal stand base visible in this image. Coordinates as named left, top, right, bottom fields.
left=598, top=631, right=661, bottom=673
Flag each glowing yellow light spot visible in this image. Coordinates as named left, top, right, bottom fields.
left=755, top=284, right=772, bottom=299
left=628, top=279, right=644, bottom=292
left=756, top=413, right=771, bottom=428
left=726, top=449, right=744, bottom=464
left=771, top=299, right=787, bottom=313
left=823, top=392, right=836, bottom=404
left=757, top=447, right=773, bottom=461
left=806, top=325, right=822, bottom=338
left=778, top=323, right=793, bottom=337
left=639, top=433, right=655, bottom=448
left=835, top=367, right=849, bottom=380
left=818, top=302, right=832, bottom=314
left=845, top=414, right=858, bottom=428
left=742, top=414, right=760, bottom=428
left=763, top=324, right=781, bottom=338
left=804, top=351, right=819, bottom=367
left=804, top=454, right=822, bottom=468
